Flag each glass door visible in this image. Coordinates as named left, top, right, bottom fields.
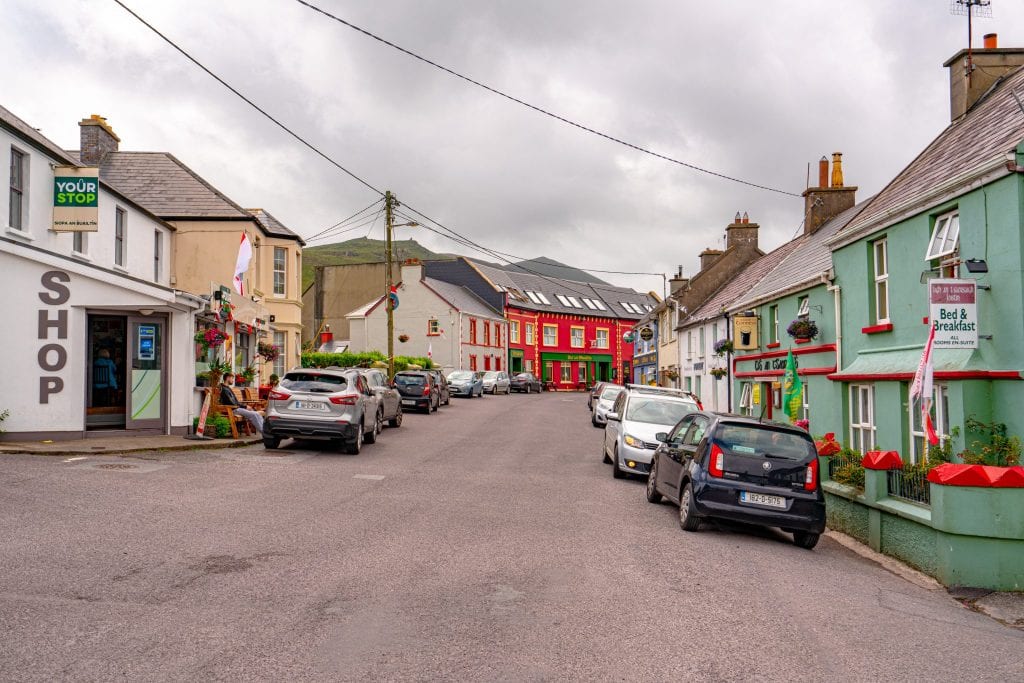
left=126, top=317, right=166, bottom=431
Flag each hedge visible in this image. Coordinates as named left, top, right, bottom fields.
left=300, top=351, right=434, bottom=371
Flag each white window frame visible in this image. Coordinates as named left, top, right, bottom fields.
left=114, top=207, right=126, bottom=267
left=510, top=320, right=520, bottom=344
left=542, top=324, right=557, bottom=346
left=797, top=297, right=810, bottom=318
left=555, top=294, right=571, bottom=307
left=926, top=211, right=960, bottom=261
left=153, top=230, right=162, bottom=282
left=582, top=298, right=597, bottom=310
left=570, top=327, right=584, bottom=348
left=273, top=246, right=287, bottom=296
left=909, top=383, right=951, bottom=464
left=595, top=328, right=609, bottom=349
left=536, top=292, right=552, bottom=305
left=567, top=296, right=582, bottom=308
left=560, top=363, right=572, bottom=382
left=592, top=300, right=607, bottom=311
left=873, top=239, right=889, bottom=324
left=272, top=331, right=286, bottom=376
left=739, top=382, right=753, bottom=415
left=525, top=323, right=535, bottom=344
left=849, top=384, right=876, bottom=453
left=526, top=291, right=541, bottom=304
left=770, top=305, right=779, bottom=343
left=802, top=382, right=810, bottom=421
left=8, top=147, right=26, bottom=231
left=72, top=230, right=87, bottom=256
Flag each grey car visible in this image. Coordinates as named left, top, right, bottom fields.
left=481, top=370, right=511, bottom=394
left=592, top=385, right=624, bottom=427
left=447, top=370, right=484, bottom=397
left=263, top=367, right=382, bottom=453
left=356, top=368, right=403, bottom=427
left=603, top=385, right=699, bottom=479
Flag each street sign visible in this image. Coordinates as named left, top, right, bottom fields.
left=929, top=279, right=977, bottom=349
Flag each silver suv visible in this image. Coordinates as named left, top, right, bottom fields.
left=603, top=385, right=699, bottom=479
left=263, top=368, right=381, bottom=453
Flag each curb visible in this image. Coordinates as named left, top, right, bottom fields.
left=0, top=438, right=261, bottom=457
left=824, top=529, right=942, bottom=591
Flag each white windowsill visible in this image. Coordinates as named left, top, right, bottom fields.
left=5, top=226, right=33, bottom=241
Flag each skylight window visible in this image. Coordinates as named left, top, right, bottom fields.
left=526, top=291, right=541, bottom=304
left=567, top=296, right=582, bottom=308
left=536, top=292, right=552, bottom=305
left=592, top=300, right=607, bottom=311
left=926, top=211, right=960, bottom=261
left=582, top=298, right=597, bottom=310
left=555, top=294, right=571, bottom=307
left=620, top=302, right=640, bottom=314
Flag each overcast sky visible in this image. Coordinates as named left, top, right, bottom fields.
left=4, top=0, right=1022, bottom=295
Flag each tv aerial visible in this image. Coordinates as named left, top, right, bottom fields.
left=950, top=1, right=994, bottom=86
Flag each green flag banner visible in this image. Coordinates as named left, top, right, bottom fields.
left=782, top=349, right=802, bottom=423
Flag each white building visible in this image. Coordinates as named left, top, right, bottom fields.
left=1, top=105, right=202, bottom=440
left=347, top=261, right=507, bottom=373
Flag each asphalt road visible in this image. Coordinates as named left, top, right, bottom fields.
left=1, top=392, right=1022, bottom=681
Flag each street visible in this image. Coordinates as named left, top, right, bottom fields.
left=1, top=393, right=1022, bottom=681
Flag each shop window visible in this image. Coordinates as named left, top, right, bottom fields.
left=570, top=326, right=584, bottom=348
left=560, top=363, right=571, bottom=382
left=543, top=361, right=553, bottom=382
left=510, top=320, right=520, bottom=343
left=872, top=239, right=889, bottom=324
left=525, top=359, right=534, bottom=372
left=578, top=364, right=587, bottom=384
left=849, top=384, right=876, bottom=452
left=234, top=332, right=251, bottom=369
left=273, top=247, right=287, bottom=296
left=909, top=383, right=950, bottom=464
left=543, top=324, right=557, bottom=346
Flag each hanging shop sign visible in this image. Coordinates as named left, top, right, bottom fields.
left=929, top=279, right=977, bottom=349
left=52, top=166, right=99, bottom=232
left=733, top=315, right=759, bottom=350
left=639, top=326, right=654, bottom=341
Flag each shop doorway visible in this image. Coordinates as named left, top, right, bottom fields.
left=86, top=314, right=166, bottom=432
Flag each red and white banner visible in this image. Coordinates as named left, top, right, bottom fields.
left=233, top=232, right=253, bottom=295
left=910, top=325, right=939, bottom=446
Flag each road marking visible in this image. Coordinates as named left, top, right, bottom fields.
left=353, top=474, right=385, bottom=480
left=64, top=456, right=88, bottom=462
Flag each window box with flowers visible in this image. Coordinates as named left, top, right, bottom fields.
left=786, top=319, right=819, bottom=341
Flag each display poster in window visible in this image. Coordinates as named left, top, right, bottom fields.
left=52, top=166, right=100, bottom=232
left=929, top=279, right=977, bottom=349
left=732, top=316, right=759, bottom=350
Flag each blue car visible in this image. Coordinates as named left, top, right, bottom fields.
left=446, top=370, right=484, bottom=398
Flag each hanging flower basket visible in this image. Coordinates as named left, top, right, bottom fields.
left=713, top=339, right=734, bottom=356
left=709, top=367, right=728, bottom=379
left=194, top=328, right=227, bottom=352
left=398, top=334, right=410, bottom=343
left=787, top=319, right=819, bottom=340
left=257, top=341, right=280, bottom=362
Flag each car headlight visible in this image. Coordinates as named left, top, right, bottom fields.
left=624, top=434, right=644, bottom=448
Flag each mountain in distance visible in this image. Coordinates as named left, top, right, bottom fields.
left=301, top=238, right=609, bottom=290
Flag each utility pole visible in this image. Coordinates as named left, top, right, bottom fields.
left=385, top=190, right=396, bottom=380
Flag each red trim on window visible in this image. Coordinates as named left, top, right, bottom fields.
left=794, top=337, right=813, bottom=344
left=861, top=322, right=893, bottom=335
left=765, top=342, right=781, bottom=349
left=734, top=367, right=836, bottom=378
left=732, top=343, right=836, bottom=363
left=826, top=370, right=1023, bottom=381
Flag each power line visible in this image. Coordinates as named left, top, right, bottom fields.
left=304, top=197, right=384, bottom=242
left=293, top=0, right=801, bottom=198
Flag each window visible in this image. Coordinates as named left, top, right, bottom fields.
left=484, top=321, right=491, bottom=346
left=555, top=294, right=571, bottom=307
left=582, top=298, right=597, bottom=310
left=9, top=148, right=25, bottom=230
left=699, top=327, right=705, bottom=357
left=694, top=375, right=701, bottom=398
left=595, top=328, right=609, bottom=349
left=926, top=211, right=960, bottom=261
left=73, top=230, right=87, bottom=255
left=770, top=305, right=779, bottom=344
left=909, top=384, right=950, bottom=464
left=495, top=325, right=502, bottom=347
left=797, top=297, right=810, bottom=318
left=849, top=384, right=876, bottom=452
left=536, top=292, right=552, bottom=305
left=872, top=239, right=889, bottom=323
left=510, top=320, right=520, bottom=343
left=272, top=331, right=286, bottom=376
left=428, top=319, right=440, bottom=335
left=273, top=247, right=286, bottom=296
left=567, top=296, right=582, bottom=308
left=525, top=359, right=533, bottom=372
left=114, top=207, right=126, bottom=267
left=526, top=323, right=535, bottom=344
left=570, top=326, right=584, bottom=348
left=484, top=356, right=491, bottom=371
left=739, top=382, right=753, bottom=416
left=234, top=332, right=251, bottom=369
left=470, top=319, right=477, bottom=344
left=543, top=324, right=557, bottom=346
left=686, top=331, right=693, bottom=358
left=543, top=360, right=553, bottom=381
left=592, top=300, right=607, bottom=311
left=526, top=291, right=541, bottom=304
left=561, top=363, right=572, bottom=382
left=469, top=355, right=477, bottom=371
left=153, top=230, right=162, bottom=281
left=802, top=383, right=810, bottom=422
left=578, top=364, right=587, bottom=384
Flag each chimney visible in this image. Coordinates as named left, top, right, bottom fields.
left=78, top=115, right=120, bottom=166
left=726, top=212, right=759, bottom=250
left=698, top=248, right=723, bottom=272
left=802, top=152, right=857, bottom=235
left=668, top=265, right=689, bottom=295
left=319, top=324, right=333, bottom=347
left=944, top=36, right=1024, bottom=121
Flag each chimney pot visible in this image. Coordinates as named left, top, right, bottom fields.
left=818, top=156, right=829, bottom=188
left=984, top=33, right=997, bottom=49
left=742, top=212, right=749, bottom=224
left=830, top=152, right=844, bottom=188
left=734, top=211, right=741, bottom=223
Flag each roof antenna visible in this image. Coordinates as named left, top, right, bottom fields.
left=950, top=0, right=993, bottom=89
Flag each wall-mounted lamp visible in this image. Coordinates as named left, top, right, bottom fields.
left=139, top=309, right=154, bottom=316
left=269, top=315, right=276, bottom=323
left=213, top=290, right=223, bottom=301
left=964, top=259, right=989, bottom=273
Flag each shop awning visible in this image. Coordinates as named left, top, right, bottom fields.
left=829, top=347, right=1019, bottom=381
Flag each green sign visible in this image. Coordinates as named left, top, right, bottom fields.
left=509, top=348, right=524, bottom=358
left=540, top=352, right=613, bottom=362
left=54, top=176, right=99, bottom=207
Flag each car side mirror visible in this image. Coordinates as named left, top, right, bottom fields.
left=655, top=432, right=668, bottom=442
left=606, top=413, right=620, bottom=422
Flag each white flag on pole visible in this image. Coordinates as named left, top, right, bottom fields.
left=233, top=232, right=253, bottom=295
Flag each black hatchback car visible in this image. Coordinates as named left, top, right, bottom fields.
left=646, top=412, right=825, bottom=549
left=394, top=371, right=440, bottom=414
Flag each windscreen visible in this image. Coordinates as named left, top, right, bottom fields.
left=281, top=373, right=347, bottom=392
left=600, top=387, right=623, bottom=401
left=483, top=372, right=499, bottom=379
left=395, top=374, right=425, bottom=386
left=624, top=397, right=696, bottom=425
left=715, top=424, right=815, bottom=460
left=448, top=371, right=474, bottom=381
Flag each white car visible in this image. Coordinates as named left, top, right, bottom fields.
left=592, top=385, right=624, bottom=427
left=603, top=385, right=700, bottom=479
left=481, top=371, right=511, bottom=394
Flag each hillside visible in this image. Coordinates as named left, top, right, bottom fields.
left=302, top=238, right=455, bottom=290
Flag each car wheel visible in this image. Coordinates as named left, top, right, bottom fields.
left=444, top=394, right=450, bottom=406
left=612, top=446, right=625, bottom=479
left=592, top=414, right=600, bottom=427
left=263, top=436, right=281, bottom=450
left=792, top=531, right=820, bottom=549
left=602, top=441, right=612, bottom=464
left=365, top=410, right=382, bottom=444
left=646, top=457, right=663, bottom=503
left=389, top=406, right=403, bottom=428
left=525, top=385, right=531, bottom=394
left=348, top=427, right=363, bottom=455
left=678, top=482, right=701, bottom=531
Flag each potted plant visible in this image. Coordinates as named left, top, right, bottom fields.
left=194, top=327, right=227, bottom=356
left=787, top=318, right=819, bottom=340
left=398, top=334, right=410, bottom=343
left=238, top=364, right=256, bottom=386
left=709, top=367, right=728, bottom=379
left=713, top=338, right=734, bottom=356
left=196, top=371, right=210, bottom=388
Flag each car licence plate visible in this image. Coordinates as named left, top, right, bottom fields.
left=292, top=401, right=329, bottom=411
left=739, top=491, right=786, bottom=508
left=402, top=399, right=416, bottom=406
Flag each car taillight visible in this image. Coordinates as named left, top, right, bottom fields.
left=805, top=456, right=818, bottom=491
left=268, top=390, right=290, bottom=400
left=329, top=395, right=358, bottom=405
left=708, top=443, right=724, bottom=478
left=422, top=386, right=431, bottom=396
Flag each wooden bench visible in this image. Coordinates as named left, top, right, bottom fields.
left=206, top=387, right=254, bottom=438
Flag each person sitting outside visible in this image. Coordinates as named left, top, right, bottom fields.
left=220, top=373, right=264, bottom=434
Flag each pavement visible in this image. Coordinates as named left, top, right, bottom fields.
left=0, top=433, right=260, bottom=456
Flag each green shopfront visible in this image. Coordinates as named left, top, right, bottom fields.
left=540, top=351, right=613, bottom=388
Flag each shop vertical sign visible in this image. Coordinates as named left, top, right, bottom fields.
left=52, top=166, right=99, bottom=232
left=929, top=279, right=977, bottom=348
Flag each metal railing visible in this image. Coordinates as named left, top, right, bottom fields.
left=827, top=452, right=859, bottom=479
left=887, top=469, right=931, bottom=507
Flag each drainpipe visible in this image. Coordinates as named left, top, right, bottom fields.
left=822, top=271, right=842, bottom=371
left=724, top=312, right=732, bottom=412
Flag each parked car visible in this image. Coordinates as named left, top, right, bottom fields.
left=394, top=370, right=440, bottom=413
left=263, top=367, right=381, bottom=453
left=481, top=370, right=511, bottom=394
left=355, top=367, right=402, bottom=427
left=510, top=372, right=542, bottom=393
left=588, top=381, right=609, bottom=410
left=591, top=385, right=624, bottom=427
left=646, top=412, right=825, bottom=549
left=603, top=384, right=700, bottom=479
left=427, top=369, right=451, bottom=406
left=447, top=370, right=484, bottom=398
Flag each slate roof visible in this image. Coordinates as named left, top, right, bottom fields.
left=92, top=152, right=251, bottom=219
left=731, top=200, right=868, bottom=310
left=248, top=208, right=305, bottom=246
left=680, top=239, right=803, bottom=328
left=422, top=276, right=503, bottom=319
left=468, top=259, right=656, bottom=320
left=0, top=104, right=78, bottom=165
left=837, top=63, right=1024, bottom=242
